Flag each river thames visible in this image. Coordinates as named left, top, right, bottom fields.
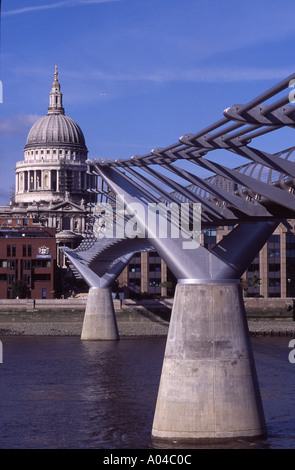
left=0, top=335, right=294, bottom=449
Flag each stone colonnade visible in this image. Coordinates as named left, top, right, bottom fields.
left=15, top=168, right=88, bottom=194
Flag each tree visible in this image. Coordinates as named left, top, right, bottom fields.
left=159, top=281, right=175, bottom=297
left=249, top=272, right=261, bottom=289
left=240, top=278, right=249, bottom=297
left=10, top=280, right=30, bottom=299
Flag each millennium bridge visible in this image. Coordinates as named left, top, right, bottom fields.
left=63, top=74, right=295, bottom=442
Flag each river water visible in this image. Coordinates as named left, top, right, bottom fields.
left=0, top=335, right=294, bottom=450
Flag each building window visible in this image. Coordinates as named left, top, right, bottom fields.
left=32, top=260, right=51, bottom=268
left=23, top=245, right=27, bottom=257
left=7, top=274, right=15, bottom=285
left=23, top=259, right=31, bottom=270
left=149, top=264, right=161, bottom=272
left=22, top=274, right=31, bottom=285
left=12, top=245, right=16, bottom=257
left=42, top=288, right=46, bottom=299
left=7, top=245, right=11, bottom=257
left=7, top=260, right=16, bottom=270
left=269, top=264, right=280, bottom=272
left=129, top=265, right=141, bottom=273
left=28, top=245, right=32, bottom=257
left=268, top=248, right=280, bottom=258
left=204, top=229, right=217, bottom=249
left=149, top=279, right=161, bottom=287
left=62, top=217, right=71, bottom=231
left=269, top=235, right=280, bottom=243
left=34, top=274, right=51, bottom=281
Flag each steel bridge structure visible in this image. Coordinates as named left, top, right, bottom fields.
left=63, top=74, right=295, bottom=442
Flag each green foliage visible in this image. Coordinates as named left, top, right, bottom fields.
left=249, top=272, right=261, bottom=289
left=10, top=280, right=30, bottom=299
left=159, top=281, right=174, bottom=290
left=159, top=280, right=175, bottom=297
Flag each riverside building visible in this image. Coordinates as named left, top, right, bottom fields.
left=0, top=219, right=56, bottom=299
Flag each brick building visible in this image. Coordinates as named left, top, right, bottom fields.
left=0, top=218, right=56, bottom=299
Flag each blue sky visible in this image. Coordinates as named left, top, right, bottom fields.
left=1, top=0, right=295, bottom=205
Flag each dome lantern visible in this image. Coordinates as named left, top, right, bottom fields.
left=48, top=65, right=64, bottom=115
left=24, top=66, right=87, bottom=151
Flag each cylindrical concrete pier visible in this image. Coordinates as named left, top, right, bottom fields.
left=81, top=287, right=119, bottom=340
left=152, top=281, right=266, bottom=442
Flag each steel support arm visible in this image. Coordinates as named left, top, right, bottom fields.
left=94, top=164, right=266, bottom=281
left=212, top=220, right=280, bottom=279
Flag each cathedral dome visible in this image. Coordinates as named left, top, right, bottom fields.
left=15, top=66, right=90, bottom=208
left=24, top=65, right=87, bottom=151
left=25, top=113, right=86, bottom=149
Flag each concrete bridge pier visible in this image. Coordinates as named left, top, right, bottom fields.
left=81, top=286, right=119, bottom=340
left=152, top=279, right=266, bottom=442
